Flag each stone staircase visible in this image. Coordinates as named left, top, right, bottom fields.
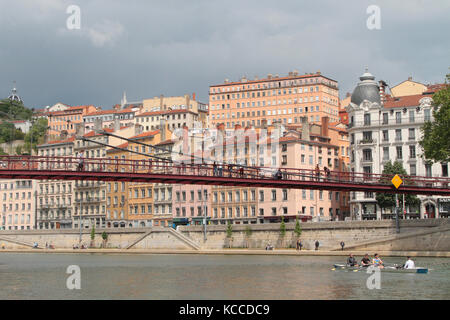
left=0, top=236, right=40, bottom=249
left=125, top=230, right=154, bottom=249
left=167, top=228, right=200, bottom=250
left=331, top=223, right=450, bottom=251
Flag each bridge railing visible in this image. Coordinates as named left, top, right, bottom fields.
left=0, top=155, right=449, bottom=189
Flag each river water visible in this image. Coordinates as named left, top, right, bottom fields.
left=0, top=253, right=448, bottom=300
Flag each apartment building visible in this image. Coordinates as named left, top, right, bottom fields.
left=73, top=125, right=136, bottom=229
left=0, top=180, right=37, bottom=230
left=346, top=69, right=449, bottom=220
left=45, top=104, right=98, bottom=139
left=209, top=71, right=339, bottom=129
left=83, top=106, right=139, bottom=132
left=36, top=137, right=75, bottom=229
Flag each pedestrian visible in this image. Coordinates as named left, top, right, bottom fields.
left=315, top=240, right=320, bottom=251
left=212, top=162, right=217, bottom=176
left=299, top=240, right=303, bottom=251
left=296, top=239, right=300, bottom=251
left=239, top=167, right=244, bottom=178
left=324, top=166, right=331, bottom=180
left=228, top=163, right=233, bottom=177
left=315, top=164, right=320, bottom=181
left=340, top=241, right=345, bottom=251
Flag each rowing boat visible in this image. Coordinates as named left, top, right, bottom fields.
left=332, top=264, right=428, bottom=274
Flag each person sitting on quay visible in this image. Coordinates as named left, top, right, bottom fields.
left=347, top=253, right=358, bottom=267
left=361, top=253, right=371, bottom=267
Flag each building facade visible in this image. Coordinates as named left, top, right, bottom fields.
left=0, top=180, right=37, bottom=230
left=209, top=71, right=340, bottom=129
left=346, top=69, right=449, bottom=220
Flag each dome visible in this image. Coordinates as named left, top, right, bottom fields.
left=7, top=83, right=23, bottom=103
left=350, top=69, right=380, bottom=106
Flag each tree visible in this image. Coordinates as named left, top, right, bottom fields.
left=24, top=118, right=48, bottom=154
left=226, top=221, right=233, bottom=238
left=420, top=74, right=450, bottom=163
left=90, top=226, right=96, bottom=240
left=376, top=161, right=420, bottom=212
left=294, top=217, right=302, bottom=238
left=244, top=226, right=252, bottom=248
left=101, top=231, right=108, bottom=248
left=280, top=216, right=286, bottom=237
left=0, top=99, right=32, bottom=121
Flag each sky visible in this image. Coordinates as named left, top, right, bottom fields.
left=0, top=0, right=449, bottom=110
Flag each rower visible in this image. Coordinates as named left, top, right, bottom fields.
left=347, top=253, right=358, bottom=267
left=361, top=253, right=371, bottom=267
left=372, top=253, right=384, bottom=269
left=404, top=256, right=415, bottom=269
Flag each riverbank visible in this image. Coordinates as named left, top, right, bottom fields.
left=1, top=248, right=449, bottom=257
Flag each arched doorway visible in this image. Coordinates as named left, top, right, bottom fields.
left=425, top=203, right=436, bottom=219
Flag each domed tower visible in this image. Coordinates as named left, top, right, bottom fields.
left=350, top=68, right=380, bottom=106
left=7, top=81, right=23, bottom=103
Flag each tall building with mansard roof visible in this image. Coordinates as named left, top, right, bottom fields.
left=345, top=69, right=449, bottom=220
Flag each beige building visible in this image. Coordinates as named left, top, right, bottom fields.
left=36, top=137, right=75, bottom=229
left=390, top=77, right=427, bottom=97
left=0, top=179, right=37, bottom=230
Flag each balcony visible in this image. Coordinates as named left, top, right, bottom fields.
left=358, top=139, right=376, bottom=145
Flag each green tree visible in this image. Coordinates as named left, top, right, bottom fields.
left=420, top=74, right=450, bottom=163
left=280, top=216, right=286, bottom=237
left=24, top=118, right=48, bottom=154
left=0, top=122, right=25, bottom=144
left=0, top=99, right=32, bottom=121
left=294, top=217, right=302, bottom=238
left=90, top=226, right=96, bottom=240
left=226, top=221, right=233, bottom=238
left=101, top=232, right=108, bottom=241
left=376, top=161, right=420, bottom=211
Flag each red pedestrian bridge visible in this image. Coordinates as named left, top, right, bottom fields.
left=0, top=155, right=448, bottom=196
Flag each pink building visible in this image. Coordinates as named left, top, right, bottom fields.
left=0, top=180, right=37, bottom=230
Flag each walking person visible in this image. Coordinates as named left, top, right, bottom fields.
left=340, top=241, right=345, bottom=251
left=315, top=240, right=320, bottom=251
left=298, top=240, right=303, bottom=251
left=315, top=164, right=321, bottom=181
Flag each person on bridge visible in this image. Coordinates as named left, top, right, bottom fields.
left=213, top=162, right=217, bottom=176
left=324, top=166, right=331, bottom=180
left=403, top=256, right=416, bottom=269
left=315, top=164, right=321, bottom=181
left=239, top=167, right=244, bottom=178
left=77, top=151, right=84, bottom=171
left=228, top=164, right=233, bottom=177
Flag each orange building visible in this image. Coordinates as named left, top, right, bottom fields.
left=47, top=105, right=98, bottom=139
left=209, top=71, right=339, bottom=129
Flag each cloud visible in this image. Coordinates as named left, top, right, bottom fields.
left=85, top=20, right=125, bottom=47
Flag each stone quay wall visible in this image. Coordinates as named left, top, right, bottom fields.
left=0, top=219, right=448, bottom=252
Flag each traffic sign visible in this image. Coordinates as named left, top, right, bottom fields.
left=391, top=174, right=403, bottom=189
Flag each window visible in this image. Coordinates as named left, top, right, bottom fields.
left=395, top=129, right=402, bottom=141
left=363, top=149, right=372, bottom=161
left=408, top=128, right=415, bottom=140
left=424, top=109, right=431, bottom=122
left=442, top=163, right=448, bottom=177
left=271, top=190, right=276, bottom=201
left=409, top=145, right=416, bottom=158
left=396, top=146, right=403, bottom=160
left=395, top=112, right=402, bottom=124
left=383, top=147, right=389, bottom=161
left=382, top=113, right=388, bottom=124
left=409, top=110, right=415, bottom=123
left=410, top=164, right=416, bottom=176
left=364, top=113, right=371, bottom=125
left=425, top=164, right=432, bottom=177
left=282, top=189, right=288, bottom=201
left=382, top=130, right=389, bottom=142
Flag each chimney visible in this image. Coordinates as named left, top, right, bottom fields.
left=75, top=123, right=85, bottom=137
left=134, top=123, right=142, bottom=136
left=408, top=76, right=412, bottom=81
left=185, top=94, right=190, bottom=109
left=378, top=80, right=387, bottom=104
left=192, top=92, right=196, bottom=101
left=321, top=116, right=329, bottom=137
left=301, top=117, right=310, bottom=141
left=160, top=116, right=166, bottom=141
left=94, top=118, right=102, bottom=132
left=113, top=118, right=120, bottom=132
left=160, top=94, right=164, bottom=110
